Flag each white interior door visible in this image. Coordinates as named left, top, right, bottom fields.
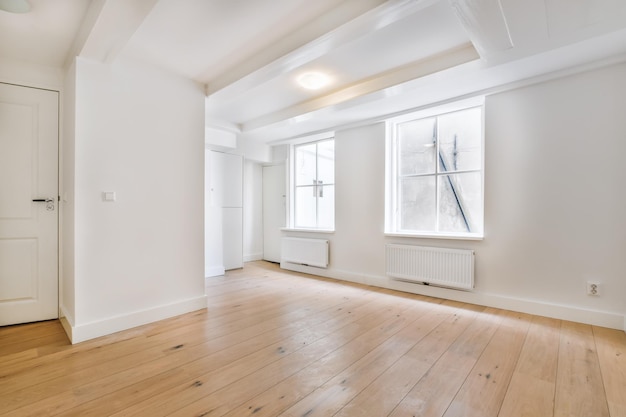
left=209, top=150, right=243, bottom=271
left=0, top=83, right=59, bottom=326
left=263, top=164, right=285, bottom=263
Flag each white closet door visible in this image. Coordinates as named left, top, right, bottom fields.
left=210, top=151, right=242, bottom=208
left=208, top=150, right=243, bottom=271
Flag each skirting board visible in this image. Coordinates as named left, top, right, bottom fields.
left=60, top=295, right=207, bottom=344
left=243, top=252, right=263, bottom=262
left=280, top=262, right=626, bottom=332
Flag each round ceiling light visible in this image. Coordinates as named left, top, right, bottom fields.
left=0, top=0, right=31, bottom=13
left=297, top=72, right=331, bottom=90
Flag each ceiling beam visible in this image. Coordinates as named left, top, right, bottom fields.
left=65, top=0, right=157, bottom=66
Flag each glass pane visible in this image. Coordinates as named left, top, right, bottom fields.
left=398, top=117, right=436, bottom=176
left=438, top=107, right=482, bottom=173
left=317, top=140, right=334, bottom=185
left=400, top=176, right=436, bottom=231
left=317, top=184, right=334, bottom=229
left=295, top=186, right=317, bottom=228
left=438, top=172, right=483, bottom=234
left=295, top=143, right=317, bottom=186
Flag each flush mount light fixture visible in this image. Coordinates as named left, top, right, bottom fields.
left=0, top=0, right=31, bottom=13
left=297, top=72, right=331, bottom=90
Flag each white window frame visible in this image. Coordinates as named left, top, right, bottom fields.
left=385, top=98, right=485, bottom=240
left=286, top=135, right=335, bottom=232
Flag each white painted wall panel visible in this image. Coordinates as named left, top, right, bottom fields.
left=72, top=56, right=206, bottom=335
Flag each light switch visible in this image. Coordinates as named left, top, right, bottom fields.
left=103, top=191, right=116, bottom=202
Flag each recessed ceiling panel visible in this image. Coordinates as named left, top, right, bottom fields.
left=546, top=0, right=626, bottom=38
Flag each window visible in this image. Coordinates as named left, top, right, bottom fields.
left=292, top=138, right=335, bottom=230
left=387, top=105, right=483, bottom=238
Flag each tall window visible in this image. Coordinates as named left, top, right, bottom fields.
left=293, top=138, right=335, bottom=230
left=388, top=105, right=483, bottom=238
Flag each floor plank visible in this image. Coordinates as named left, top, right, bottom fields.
left=497, top=315, right=560, bottom=417
left=593, top=325, right=626, bottom=417
left=554, top=321, right=610, bottom=417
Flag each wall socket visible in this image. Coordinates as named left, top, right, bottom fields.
left=586, top=281, right=600, bottom=296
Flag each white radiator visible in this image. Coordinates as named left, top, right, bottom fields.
left=386, top=244, right=474, bottom=290
left=281, top=238, right=329, bottom=268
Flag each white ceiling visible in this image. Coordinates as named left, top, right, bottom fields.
left=2, top=0, right=626, bottom=144
left=0, top=0, right=90, bottom=68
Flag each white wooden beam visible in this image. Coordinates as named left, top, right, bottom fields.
left=65, top=0, right=158, bottom=67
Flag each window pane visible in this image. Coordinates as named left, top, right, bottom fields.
left=317, top=184, right=334, bottom=229
left=294, top=186, right=317, bottom=228
left=398, top=117, right=436, bottom=176
left=317, top=140, right=334, bottom=185
left=438, top=107, right=482, bottom=173
left=295, top=143, right=317, bottom=186
left=438, top=172, right=482, bottom=233
left=400, top=176, right=436, bottom=231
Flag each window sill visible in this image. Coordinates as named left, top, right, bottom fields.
left=385, top=232, right=484, bottom=241
left=281, top=228, right=335, bottom=234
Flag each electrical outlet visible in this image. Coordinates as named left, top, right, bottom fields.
left=586, top=281, right=600, bottom=296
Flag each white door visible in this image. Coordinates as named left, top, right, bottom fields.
left=209, top=151, right=243, bottom=270
left=0, top=83, right=59, bottom=326
left=263, top=164, right=285, bottom=263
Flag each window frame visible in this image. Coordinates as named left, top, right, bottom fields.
left=288, top=136, right=335, bottom=232
left=385, top=99, right=485, bottom=240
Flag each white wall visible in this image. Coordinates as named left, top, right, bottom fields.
left=66, top=56, right=207, bottom=342
left=243, top=160, right=263, bottom=261
left=282, top=62, right=626, bottom=330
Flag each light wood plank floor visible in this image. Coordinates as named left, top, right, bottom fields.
left=1, top=261, right=625, bottom=417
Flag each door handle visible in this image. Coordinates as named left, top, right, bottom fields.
left=32, top=198, right=55, bottom=211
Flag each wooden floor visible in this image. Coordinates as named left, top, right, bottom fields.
left=1, top=261, right=625, bottom=417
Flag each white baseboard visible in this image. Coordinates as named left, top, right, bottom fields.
left=59, top=302, right=75, bottom=326
left=205, top=265, right=225, bottom=277
left=280, top=262, right=625, bottom=331
left=62, top=295, right=207, bottom=344
left=243, top=252, right=263, bottom=262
